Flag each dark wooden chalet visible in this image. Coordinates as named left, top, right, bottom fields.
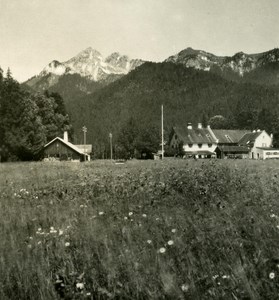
left=44, top=137, right=91, bottom=161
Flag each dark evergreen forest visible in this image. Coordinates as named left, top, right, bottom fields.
left=0, top=68, right=71, bottom=161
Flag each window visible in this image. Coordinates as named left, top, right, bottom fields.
left=208, top=144, right=212, bottom=148
left=198, top=144, right=202, bottom=148
left=225, top=135, right=233, bottom=143
left=188, top=144, right=193, bottom=148
left=175, top=134, right=178, bottom=140
left=262, top=143, right=266, bottom=147
left=206, top=134, right=213, bottom=142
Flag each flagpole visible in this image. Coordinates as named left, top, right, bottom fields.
left=161, top=104, right=164, bottom=160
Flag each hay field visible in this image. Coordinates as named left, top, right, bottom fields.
left=0, top=159, right=279, bottom=299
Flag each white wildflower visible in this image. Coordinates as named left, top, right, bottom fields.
left=269, top=272, right=275, bottom=279
left=147, top=240, right=152, bottom=244
left=99, top=211, right=104, bottom=215
left=59, top=230, right=63, bottom=236
left=142, top=214, right=147, bottom=218
left=171, top=229, right=177, bottom=233
left=159, top=247, right=166, bottom=253
left=65, top=242, right=70, bottom=247
left=76, top=282, right=85, bottom=289
left=270, top=214, right=276, bottom=218
left=128, top=212, right=133, bottom=216
left=37, top=241, right=42, bottom=245
left=167, top=240, right=174, bottom=246
left=124, top=216, right=128, bottom=220
left=181, top=283, right=189, bottom=292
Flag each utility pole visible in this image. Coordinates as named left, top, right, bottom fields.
left=161, top=104, right=164, bottom=159
left=109, top=132, right=113, bottom=160
left=82, top=126, right=87, bottom=161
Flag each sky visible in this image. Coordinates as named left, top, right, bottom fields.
left=1, top=0, right=279, bottom=82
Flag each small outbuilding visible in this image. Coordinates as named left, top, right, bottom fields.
left=44, top=132, right=91, bottom=161
left=215, top=145, right=250, bottom=159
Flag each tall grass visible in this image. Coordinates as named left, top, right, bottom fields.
left=0, top=159, right=279, bottom=299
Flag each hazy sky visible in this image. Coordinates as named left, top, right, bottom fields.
left=1, top=0, right=279, bottom=82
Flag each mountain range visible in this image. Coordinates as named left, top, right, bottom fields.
left=22, top=46, right=279, bottom=155
left=25, top=46, right=279, bottom=93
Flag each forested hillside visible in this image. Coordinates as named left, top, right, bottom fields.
left=64, top=62, right=279, bottom=158
left=0, top=68, right=71, bottom=161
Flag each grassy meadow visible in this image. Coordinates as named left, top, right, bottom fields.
left=0, top=159, right=279, bottom=299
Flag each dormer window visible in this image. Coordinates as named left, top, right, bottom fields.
left=208, top=144, right=212, bottom=147
left=188, top=144, right=193, bottom=148
left=198, top=144, right=202, bottom=148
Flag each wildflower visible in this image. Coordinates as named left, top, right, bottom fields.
left=212, top=275, right=219, bottom=280
left=276, top=225, right=279, bottom=229
left=269, top=272, right=275, bottom=279
left=277, top=264, right=279, bottom=269
left=159, top=247, right=166, bottom=253
left=171, top=229, right=177, bottom=233
left=167, top=240, right=174, bottom=246
left=99, top=211, right=104, bottom=215
left=27, top=244, right=32, bottom=249
left=29, top=236, right=33, bottom=240
left=50, top=226, right=54, bottom=231
left=14, top=193, right=17, bottom=196
left=138, top=223, right=142, bottom=227
left=142, top=214, right=147, bottom=218
left=124, top=216, right=128, bottom=220
left=38, top=228, right=42, bottom=232
left=270, top=214, right=276, bottom=218
left=156, top=218, right=160, bottom=221
left=76, top=282, right=85, bottom=289
left=37, top=241, right=42, bottom=245
left=147, top=240, right=152, bottom=244
left=59, top=230, right=64, bottom=236
left=128, top=212, right=133, bottom=216
left=80, top=204, right=84, bottom=208
left=222, top=275, right=230, bottom=279
left=65, top=242, right=70, bottom=247
left=86, top=292, right=91, bottom=296
left=181, top=284, right=189, bottom=292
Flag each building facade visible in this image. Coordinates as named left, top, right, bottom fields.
left=169, top=124, right=275, bottom=160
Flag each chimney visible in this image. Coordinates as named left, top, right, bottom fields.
left=197, top=122, right=202, bottom=129
left=63, top=131, right=68, bottom=142
left=207, top=125, right=211, bottom=129
left=187, top=122, right=192, bottom=129
left=271, top=133, right=273, bottom=140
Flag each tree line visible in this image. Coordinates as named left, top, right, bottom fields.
left=0, top=68, right=71, bottom=161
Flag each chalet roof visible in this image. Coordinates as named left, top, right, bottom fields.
left=76, top=145, right=92, bottom=154
left=184, top=150, right=216, bottom=155
left=173, top=126, right=216, bottom=144
left=212, top=130, right=249, bottom=144
left=216, top=145, right=250, bottom=153
left=256, top=147, right=278, bottom=150
left=238, top=131, right=262, bottom=145
left=44, top=137, right=90, bottom=156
